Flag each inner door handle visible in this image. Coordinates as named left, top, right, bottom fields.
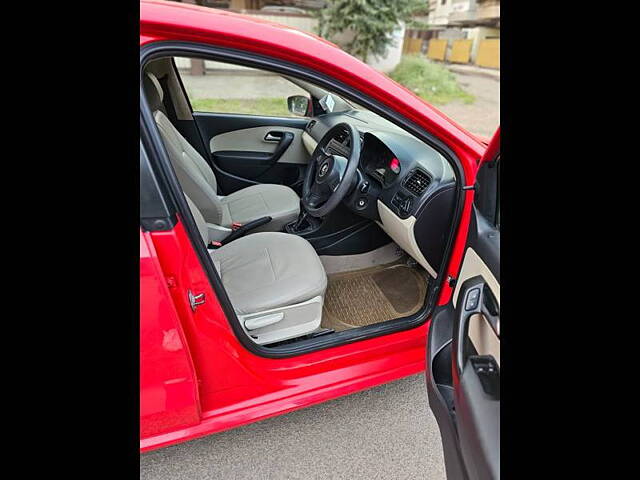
left=453, top=277, right=500, bottom=377
left=265, top=132, right=294, bottom=165
left=264, top=131, right=284, bottom=142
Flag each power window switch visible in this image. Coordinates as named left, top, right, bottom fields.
left=465, top=288, right=480, bottom=311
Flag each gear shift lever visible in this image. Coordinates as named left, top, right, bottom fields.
left=293, top=209, right=308, bottom=231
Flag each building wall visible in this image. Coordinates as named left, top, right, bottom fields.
left=426, top=0, right=500, bottom=67
left=464, top=26, right=499, bottom=62
left=428, top=0, right=457, bottom=26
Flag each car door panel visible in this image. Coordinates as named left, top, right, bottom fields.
left=214, top=131, right=294, bottom=177
left=456, top=353, right=500, bottom=480
left=452, top=269, right=499, bottom=477
left=211, top=126, right=309, bottom=164
left=427, top=306, right=468, bottom=480
left=467, top=314, right=500, bottom=366
left=192, top=112, right=310, bottom=194
left=426, top=125, right=500, bottom=480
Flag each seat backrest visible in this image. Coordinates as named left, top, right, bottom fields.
left=184, top=195, right=209, bottom=245
left=144, top=72, right=225, bottom=226
left=184, top=194, right=223, bottom=273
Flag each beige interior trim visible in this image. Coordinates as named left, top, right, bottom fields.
left=238, top=295, right=323, bottom=345
left=319, top=242, right=402, bottom=275
left=145, top=58, right=193, bottom=121
left=468, top=313, right=500, bottom=367
left=452, top=247, right=500, bottom=308
left=210, top=126, right=309, bottom=164
left=376, top=200, right=437, bottom=278
left=302, top=131, right=317, bottom=155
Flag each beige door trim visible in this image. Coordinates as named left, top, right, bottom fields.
left=468, top=313, right=500, bottom=366
left=453, top=247, right=500, bottom=366
left=452, top=247, right=500, bottom=308
left=210, top=126, right=310, bottom=164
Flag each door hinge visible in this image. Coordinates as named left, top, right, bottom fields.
left=462, top=184, right=476, bottom=191
left=447, top=275, right=457, bottom=288
left=188, top=290, right=205, bottom=312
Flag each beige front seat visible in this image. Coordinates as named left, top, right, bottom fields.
left=186, top=196, right=327, bottom=345
left=144, top=72, right=300, bottom=233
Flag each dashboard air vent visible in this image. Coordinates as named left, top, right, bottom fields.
left=403, top=169, right=432, bottom=197
left=306, top=120, right=316, bottom=132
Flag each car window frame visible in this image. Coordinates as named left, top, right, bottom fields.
left=474, top=155, right=500, bottom=229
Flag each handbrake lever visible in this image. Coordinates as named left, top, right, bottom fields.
left=210, top=216, right=272, bottom=248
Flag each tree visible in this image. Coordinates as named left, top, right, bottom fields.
left=316, top=0, right=424, bottom=63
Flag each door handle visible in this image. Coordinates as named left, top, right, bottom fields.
left=265, top=131, right=294, bottom=164
left=453, top=277, right=500, bottom=377
left=264, top=131, right=284, bottom=143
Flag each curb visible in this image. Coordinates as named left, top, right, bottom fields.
left=446, top=65, right=500, bottom=81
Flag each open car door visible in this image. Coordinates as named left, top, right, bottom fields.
left=426, top=127, right=500, bottom=480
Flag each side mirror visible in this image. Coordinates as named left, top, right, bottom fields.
left=287, top=95, right=310, bottom=117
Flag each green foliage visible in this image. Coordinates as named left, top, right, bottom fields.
left=316, top=0, right=424, bottom=63
left=389, top=55, right=475, bottom=105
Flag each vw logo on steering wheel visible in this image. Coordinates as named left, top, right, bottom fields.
left=319, top=162, right=329, bottom=177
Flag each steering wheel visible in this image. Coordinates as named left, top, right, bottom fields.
left=302, top=123, right=361, bottom=217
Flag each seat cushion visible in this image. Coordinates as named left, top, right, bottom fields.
left=210, top=232, right=327, bottom=315
left=220, top=184, right=300, bottom=233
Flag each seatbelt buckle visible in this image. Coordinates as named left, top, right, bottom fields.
left=231, top=222, right=243, bottom=231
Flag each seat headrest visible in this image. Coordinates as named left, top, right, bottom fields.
left=143, top=72, right=164, bottom=112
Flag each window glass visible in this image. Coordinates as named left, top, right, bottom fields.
left=175, top=58, right=308, bottom=117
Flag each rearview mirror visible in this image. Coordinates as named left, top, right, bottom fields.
left=287, top=95, right=310, bottom=116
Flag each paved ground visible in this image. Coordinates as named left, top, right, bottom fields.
left=182, top=71, right=309, bottom=100
left=180, top=68, right=499, bottom=137
left=446, top=64, right=500, bottom=81
left=438, top=69, right=500, bottom=138
left=140, top=374, right=447, bottom=480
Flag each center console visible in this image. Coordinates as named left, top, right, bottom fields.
left=284, top=202, right=390, bottom=256
left=285, top=209, right=322, bottom=236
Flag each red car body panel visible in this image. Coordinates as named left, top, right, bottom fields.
left=140, top=0, right=490, bottom=451
left=140, top=229, right=201, bottom=439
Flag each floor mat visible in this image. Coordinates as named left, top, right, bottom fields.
left=321, top=262, right=428, bottom=331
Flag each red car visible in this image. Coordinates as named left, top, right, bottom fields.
left=140, top=1, right=500, bottom=478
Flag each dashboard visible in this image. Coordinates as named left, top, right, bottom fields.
left=303, top=110, right=457, bottom=278
left=360, top=133, right=401, bottom=188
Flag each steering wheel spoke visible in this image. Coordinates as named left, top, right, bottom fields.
left=304, top=191, right=323, bottom=208
left=302, top=123, right=361, bottom=218
left=315, top=148, right=331, bottom=166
